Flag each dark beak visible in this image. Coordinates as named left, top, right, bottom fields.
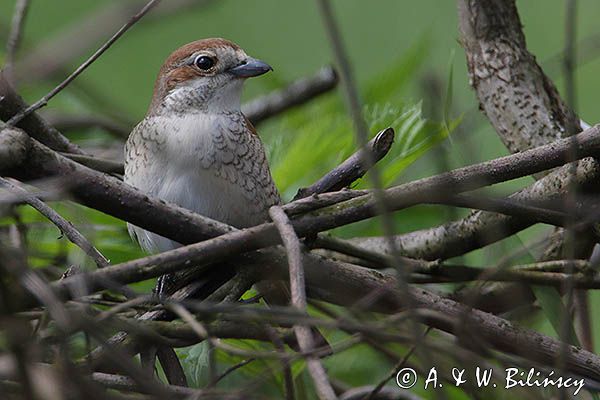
left=229, top=57, right=272, bottom=78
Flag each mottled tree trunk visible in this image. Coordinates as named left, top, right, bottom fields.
left=458, top=0, right=580, bottom=151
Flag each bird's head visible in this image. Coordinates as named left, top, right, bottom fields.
left=148, top=38, right=272, bottom=115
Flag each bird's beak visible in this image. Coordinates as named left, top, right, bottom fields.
left=229, top=57, right=272, bottom=78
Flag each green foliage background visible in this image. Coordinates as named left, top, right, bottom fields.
left=2, top=0, right=600, bottom=398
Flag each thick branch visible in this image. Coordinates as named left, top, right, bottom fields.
left=458, top=0, right=579, bottom=151
left=360, top=0, right=596, bottom=263
left=2, top=124, right=600, bottom=303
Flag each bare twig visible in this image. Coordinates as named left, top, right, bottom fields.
left=45, top=113, right=130, bottom=139
left=269, top=206, right=336, bottom=400
left=564, top=0, right=578, bottom=128
left=0, top=74, right=82, bottom=154
left=60, top=153, right=124, bottom=175
left=429, top=194, right=572, bottom=228
left=4, top=0, right=31, bottom=81
left=6, top=0, right=162, bottom=126
left=15, top=0, right=216, bottom=83
left=0, top=177, right=110, bottom=268
left=293, top=127, right=394, bottom=200
left=210, top=358, right=255, bottom=386
left=243, top=66, right=338, bottom=126
left=2, top=123, right=599, bottom=304
left=366, top=328, right=431, bottom=400
left=315, top=0, right=398, bottom=257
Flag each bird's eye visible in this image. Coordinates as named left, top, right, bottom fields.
left=194, top=55, right=215, bottom=70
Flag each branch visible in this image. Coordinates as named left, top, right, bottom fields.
left=243, top=66, right=338, bottom=126
left=14, top=0, right=216, bottom=83
left=0, top=177, right=110, bottom=268
left=45, top=113, right=130, bottom=139
left=0, top=73, right=82, bottom=154
left=2, top=124, right=600, bottom=304
left=293, top=127, right=394, bottom=200
left=349, top=156, right=600, bottom=260
left=428, top=194, right=572, bottom=228
left=458, top=0, right=580, bottom=152
left=60, top=153, right=124, bottom=175
left=0, top=125, right=30, bottom=171
left=270, top=206, right=336, bottom=400
left=6, top=0, right=162, bottom=126
left=4, top=0, right=30, bottom=81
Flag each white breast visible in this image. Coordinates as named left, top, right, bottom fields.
left=124, top=112, right=279, bottom=253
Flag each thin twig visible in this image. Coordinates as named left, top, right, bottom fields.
left=4, top=0, right=31, bottom=81
left=244, top=66, right=338, bottom=126
left=15, top=0, right=216, bottom=83
left=314, top=0, right=401, bottom=270
left=6, top=0, right=162, bottom=126
left=210, top=358, right=255, bottom=386
left=314, top=7, right=420, bottom=363
left=0, top=177, right=110, bottom=268
left=269, top=206, right=336, bottom=400
left=45, top=113, right=130, bottom=139
left=429, top=194, right=574, bottom=228
left=366, top=328, right=432, bottom=400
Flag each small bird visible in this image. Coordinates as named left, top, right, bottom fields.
left=124, top=40, right=329, bottom=351
left=124, top=38, right=280, bottom=256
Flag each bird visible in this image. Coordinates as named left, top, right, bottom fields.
left=124, top=38, right=281, bottom=293
left=124, top=39, right=329, bottom=352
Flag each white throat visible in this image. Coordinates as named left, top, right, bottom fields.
left=162, top=78, right=244, bottom=115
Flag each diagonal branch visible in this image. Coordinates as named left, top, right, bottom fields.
left=6, top=0, right=162, bottom=126
left=5, top=123, right=600, bottom=380
left=0, top=73, right=82, bottom=154
left=14, top=0, right=216, bottom=83
left=2, top=124, right=600, bottom=304
left=4, top=0, right=31, bottom=82
left=244, top=66, right=338, bottom=126
left=0, top=177, right=110, bottom=268
left=293, top=127, right=394, bottom=200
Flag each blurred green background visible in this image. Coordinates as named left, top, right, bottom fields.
left=1, top=0, right=600, bottom=398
